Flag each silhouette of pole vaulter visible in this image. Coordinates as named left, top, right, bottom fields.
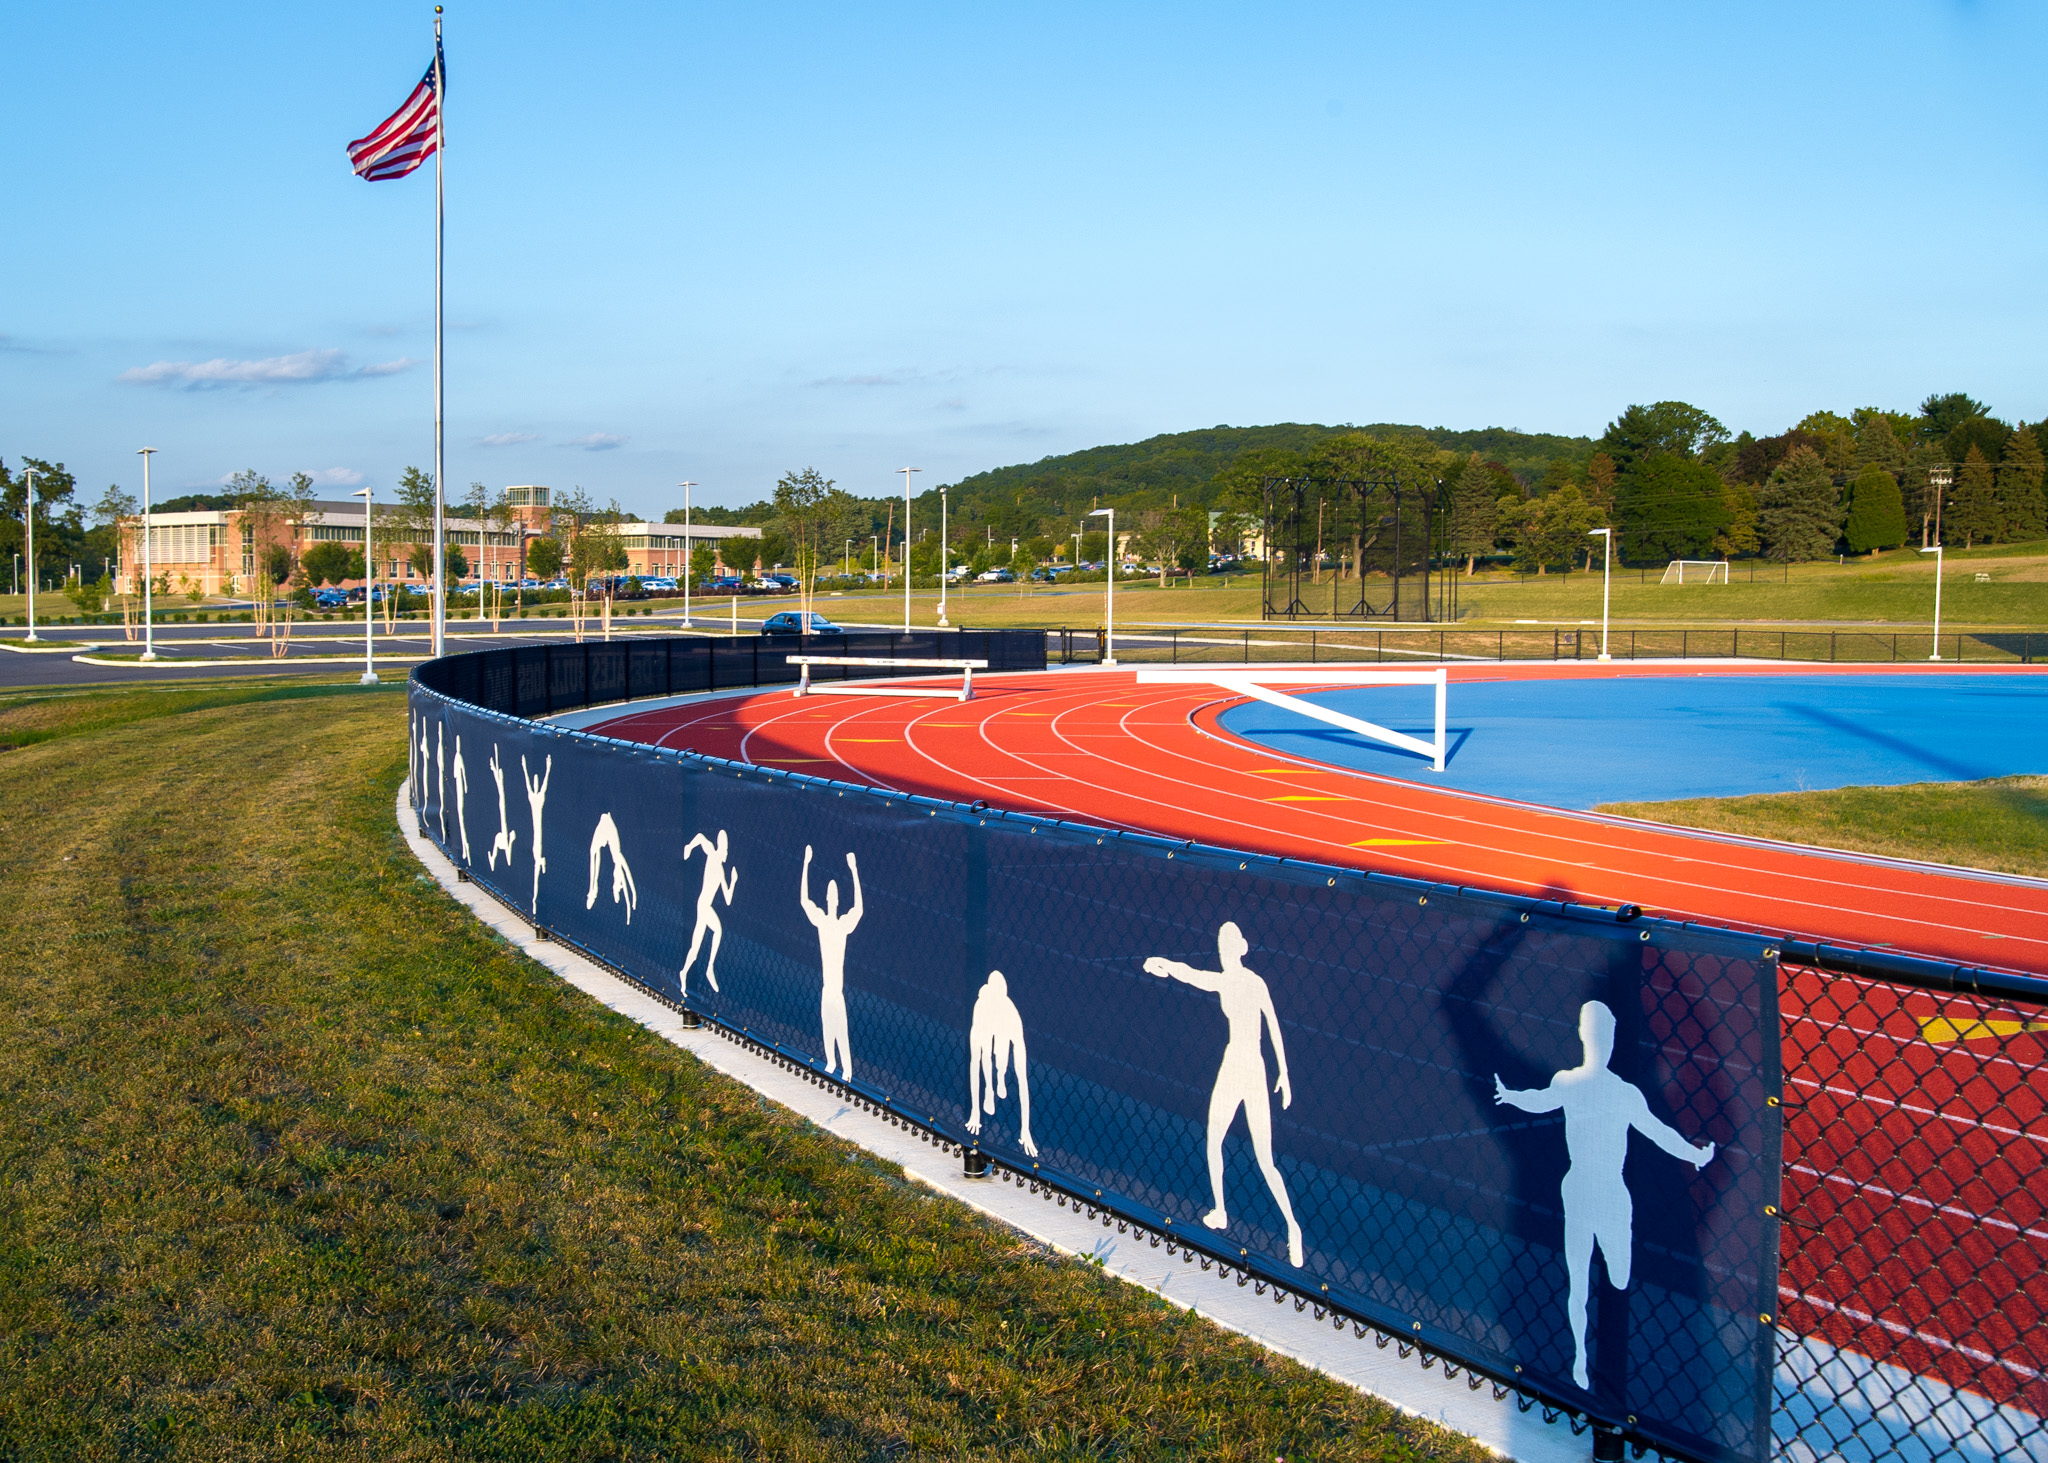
left=679, top=830, right=738, bottom=996
left=1494, top=1000, right=1716, bottom=1390
left=800, top=846, right=863, bottom=1080
left=521, top=753, right=551, bottom=915
left=966, top=971, right=1037, bottom=1157
left=584, top=813, right=637, bottom=923
left=1145, top=921, right=1304, bottom=1268
left=486, top=745, right=517, bottom=871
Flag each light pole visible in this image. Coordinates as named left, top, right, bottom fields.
left=22, top=464, right=39, bottom=643
left=352, top=485, right=378, bottom=684
left=679, top=481, right=696, bottom=629
left=137, top=448, right=160, bottom=660
left=1089, top=506, right=1116, bottom=666
left=898, top=467, right=920, bottom=632
left=1921, top=544, right=1944, bottom=660
left=1588, top=527, right=1612, bottom=661
left=937, top=484, right=950, bottom=627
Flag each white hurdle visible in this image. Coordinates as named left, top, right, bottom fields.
left=789, top=655, right=990, bottom=703
left=1136, top=666, right=1450, bottom=771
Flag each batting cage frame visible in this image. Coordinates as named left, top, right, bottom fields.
left=409, top=638, right=2046, bottom=1463
left=1259, top=474, right=1458, bottom=623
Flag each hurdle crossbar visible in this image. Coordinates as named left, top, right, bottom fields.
left=789, top=655, right=989, bottom=702
left=1136, top=666, right=1449, bottom=770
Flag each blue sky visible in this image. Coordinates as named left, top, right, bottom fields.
left=4, top=2, right=2042, bottom=517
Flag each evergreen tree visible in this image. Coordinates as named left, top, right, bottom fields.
left=1946, top=445, right=1997, bottom=548
left=1996, top=425, right=2047, bottom=541
left=1756, top=446, right=1842, bottom=561
left=1446, top=452, right=1497, bottom=575
left=1615, top=451, right=1728, bottom=561
left=1852, top=414, right=1904, bottom=470
left=1843, top=466, right=1907, bottom=554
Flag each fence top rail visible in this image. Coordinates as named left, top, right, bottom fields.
left=786, top=655, right=988, bottom=669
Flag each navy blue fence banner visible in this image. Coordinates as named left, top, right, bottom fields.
left=410, top=671, right=1781, bottom=1463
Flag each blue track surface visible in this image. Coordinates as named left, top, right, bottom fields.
left=1214, top=672, right=2048, bottom=809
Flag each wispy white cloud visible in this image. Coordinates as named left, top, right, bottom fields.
left=562, top=432, right=627, bottom=451
left=118, top=348, right=418, bottom=388
left=481, top=431, right=542, bottom=446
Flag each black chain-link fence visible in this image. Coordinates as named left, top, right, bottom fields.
left=408, top=644, right=2047, bottom=1463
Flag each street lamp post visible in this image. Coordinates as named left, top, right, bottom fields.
left=898, top=467, right=920, bottom=632
left=137, top=448, right=159, bottom=660
left=1089, top=506, right=1116, bottom=666
left=1921, top=544, right=1944, bottom=660
left=937, top=485, right=950, bottom=627
left=1588, top=527, right=1613, bottom=661
left=353, top=485, right=378, bottom=684
left=679, top=481, right=696, bottom=630
left=21, top=464, right=38, bottom=643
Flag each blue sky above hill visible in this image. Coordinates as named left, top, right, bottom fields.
left=4, top=1, right=2042, bottom=515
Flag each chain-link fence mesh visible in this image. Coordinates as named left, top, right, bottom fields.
left=407, top=649, right=2047, bottom=1463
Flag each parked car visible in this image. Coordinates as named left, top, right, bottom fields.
left=974, top=568, right=1015, bottom=584
left=760, top=611, right=844, bottom=637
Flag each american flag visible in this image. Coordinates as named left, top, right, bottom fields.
left=346, top=40, right=445, bottom=182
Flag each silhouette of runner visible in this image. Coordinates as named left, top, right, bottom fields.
left=800, top=846, right=863, bottom=1080
left=487, top=745, right=517, bottom=871
left=521, top=753, right=551, bottom=914
left=680, top=830, right=738, bottom=995
left=452, top=734, right=471, bottom=864
left=1145, top=921, right=1304, bottom=1267
left=967, top=970, right=1037, bottom=1156
left=1495, top=1000, right=1716, bottom=1389
left=585, top=812, right=636, bottom=922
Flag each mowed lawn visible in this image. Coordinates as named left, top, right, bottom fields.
left=0, top=680, right=1481, bottom=1462
left=1602, top=775, right=2048, bottom=882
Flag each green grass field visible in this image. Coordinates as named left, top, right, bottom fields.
left=0, top=679, right=1483, bottom=1461
left=1601, top=775, right=2048, bottom=880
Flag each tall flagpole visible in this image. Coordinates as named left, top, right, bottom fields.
left=430, top=4, right=447, bottom=659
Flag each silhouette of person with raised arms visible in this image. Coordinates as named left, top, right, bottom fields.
left=1494, top=1000, right=1716, bottom=1389
left=521, top=752, right=551, bottom=914
left=967, top=970, right=1037, bottom=1157
left=800, top=845, right=863, bottom=1080
left=1145, top=921, right=1304, bottom=1267
left=487, top=744, right=517, bottom=871
left=680, top=829, right=738, bottom=996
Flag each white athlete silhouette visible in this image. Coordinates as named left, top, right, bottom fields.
left=584, top=812, right=637, bottom=922
left=435, top=721, right=447, bottom=842
left=1494, top=1000, right=1717, bottom=1389
left=452, top=734, right=471, bottom=864
left=800, top=845, right=863, bottom=1080
left=1145, top=921, right=1304, bottom=1268
left=521, top=753, right=551, bottom=914
left=486, top=745, right=517, bottom=871
left=680, top=830, right=739, bottom=996
left=966, top=970, right=1037, bottom=1157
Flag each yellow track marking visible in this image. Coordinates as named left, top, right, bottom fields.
left=1919, top=1017, right=2048, bottom=1044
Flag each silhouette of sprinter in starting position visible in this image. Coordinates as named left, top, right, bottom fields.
left=680, top=830, right=738, bottom=995
left=1145, top=921, right=1304, bottom=1267
left=486, top=745, right=517, bottom=871
left=585, top=812, right=637, bottom=922
left=521, top=753, right=551, bottom=914
left=800, top=846, right=863, bottom=1080
left=1494, top=1000, right=1716, bottom=1389
left=967, top=970, right=1037, bottom=1156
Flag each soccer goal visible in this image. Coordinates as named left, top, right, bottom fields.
left=1660, top=560, right=1729, bottom=585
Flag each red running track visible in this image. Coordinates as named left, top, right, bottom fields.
left=590, top=660, right=2048, bottom=1410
